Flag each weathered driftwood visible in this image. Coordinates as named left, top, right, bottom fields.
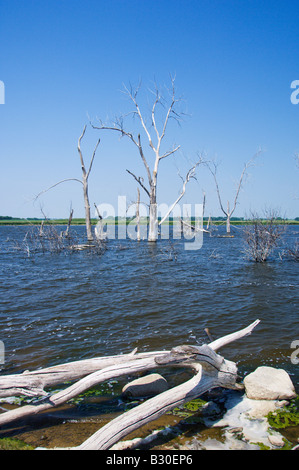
left=0, top=354, right=171, bottom=427
left=77, top=349, right=239, bottom=450
left=0, top=350, right=165, bottom=398
left=75, top=321, right=262, bottom=451
left=0, top=320, right=260, bottom=450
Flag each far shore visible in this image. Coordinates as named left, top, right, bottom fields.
left=0, top=217, right=298, bottom=226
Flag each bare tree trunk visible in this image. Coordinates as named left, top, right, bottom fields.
left=62, top=207, right=74, bottom=238
left=35, top=125, right=100, bottom=244
left=94, top=203, right=106, bottom=240
left=226, top=201, right=231, bottom=233
left=78, top=126, right=100, bottom=242
left=92, top=77, right=202, bottom=243
left=39, top=220, right=44, bottom=236
left=136, top=188, right=141, bottom=242
left=148, top=201, right=158, bottom=242
left=83, top=178, right=93, bottom=242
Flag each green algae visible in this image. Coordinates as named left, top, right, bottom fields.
left=170, top=398, right=207, bottom=418
left=267, top=397, right=299, bottom=430
left=0, top=438, right=34, bottom=450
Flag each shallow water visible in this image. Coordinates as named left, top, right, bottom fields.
left=0, top=224, right=298, bottom=390
left=0, top=223, right=298, bottom=449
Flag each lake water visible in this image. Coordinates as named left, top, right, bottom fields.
left=0, top=224, right=298, bottom=393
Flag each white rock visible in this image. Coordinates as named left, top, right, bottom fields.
left=246, top=399, right=281, bottom=419
left=244, top=366, right=296, bottom=400
left=202, top=391, right=286, bottom=449
left=122, top=373, right=168, bottom=398
left=268, top=433, right=285, bottom=448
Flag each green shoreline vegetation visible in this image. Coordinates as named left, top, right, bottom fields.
left=0, top=216, right=299, bottom=226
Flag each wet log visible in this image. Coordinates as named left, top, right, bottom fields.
left=0, top=350, right=166, bottom=398
left=0, top=354, right=170, bottom=427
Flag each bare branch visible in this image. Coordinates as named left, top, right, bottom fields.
left=91, top=77, right=191, bottom=242
left=34, top=178, right=83, bottom=202
left=126, top=169, right=151, bottom=198
left=159, top=157, right=204, bottom=225
left=87, top=138, right=101, bottom=179
left=150, top=82, right=160, bottom=141
left=209, top=319, right=260, bottom=351
left=91, top=120, right=139, bottom=147
left=160, top=144, right=181, bottom=160
left=94, top=203, right=102, bottom=220
left=137, top=134, right=152, bottom=186
left=77, top=125, right=87, bottom=176
left=243, top=209, right=286, bottom=262
left=205, top=160, right=227, bottom=216
left=122, top=82, right=155, bottom=150
left=231, top=149, right=262, bottom=215
left=160, top=95, right=176, bottom=144
left=206, top=149, right=262, bottom=219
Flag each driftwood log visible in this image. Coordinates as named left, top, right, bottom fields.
left=0, top=320, right=260, bottom=450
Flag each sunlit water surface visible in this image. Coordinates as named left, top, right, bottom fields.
left=0, top=225, right=298, bottom=392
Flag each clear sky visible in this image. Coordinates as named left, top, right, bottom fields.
left=0, top=0, right=299, bottom=219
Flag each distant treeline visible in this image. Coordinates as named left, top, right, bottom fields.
left=1, top=216, right=299, bottom=225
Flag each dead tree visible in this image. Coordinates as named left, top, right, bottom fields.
left=60, top=205, right=74, bottom=239
left=206, top=151, right=261, bottom=233
left=0, top=320, right=260, bottom=450
left=243, top=210, right=286, bottom=262
left=92, top=77, right=202, bottom=242
left=77, top=126, right=100, bottom=241
left=284, top=240, right=299, bottom=261
left=35, top=125, right=100, bottom=242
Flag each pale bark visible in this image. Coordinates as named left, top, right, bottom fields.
left=0, top=320, right=260, bottom=450
left=61, top=207, right=74, bottom=238
left=0, top=351, right=164, bottom=398
left=77, top=126, right=100, bottom=242
left=206, top=150, right=261, bottom=233
left=94, top=203, right=106, bottom=240
left=0, top=355, right=167, bottom=427
left=148, top=202, right=158, bottom=242
left=208, top=319, right=260, bottom=351
left=78, top=358, right=236, bottom=450
left=158, top=158, right=203, bottom=226
left=34, top=125, right=100, bottom=243
left=136, top=188, right=141, bottom=241
left=92, top=78, right=199, bottom=242
left=226, top=201, right=231, bottom=233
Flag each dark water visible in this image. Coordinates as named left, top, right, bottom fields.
left=0, top=224, right=298, bottom=392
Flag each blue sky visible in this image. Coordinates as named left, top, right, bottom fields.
left=0, top=0, right=299, bottom=219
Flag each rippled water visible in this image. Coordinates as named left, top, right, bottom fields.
left=0, top=224, right=298, bottom=392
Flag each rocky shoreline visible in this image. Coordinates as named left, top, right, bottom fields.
left=112, top=365, right=299, bottom=451
left=1, top=365, right=298, bottom=450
